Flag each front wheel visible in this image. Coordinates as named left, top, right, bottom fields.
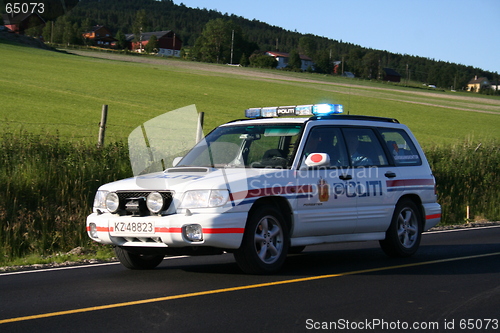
left=379, top=199, right=422, bottom=257
left=234, top=205, right=289, bottom=274
left=114, top=246, right=164, bottom=270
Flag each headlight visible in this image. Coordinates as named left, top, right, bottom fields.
left=147, top=191, right=165, bottom=214
left=106, top=192, right=120, bottom=213
left=93, top=190, right=109, bottom=211
left=180, top=190, right=230, bottom=209
left=208, top=190, right=230, bottom=207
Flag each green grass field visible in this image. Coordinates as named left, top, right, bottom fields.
left=1, top=42, right=499, bottom=147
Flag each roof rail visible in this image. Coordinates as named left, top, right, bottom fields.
left=310, top=114, right=399, bottom=123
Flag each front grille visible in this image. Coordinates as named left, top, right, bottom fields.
left=115, top=191, right=173, bottom=216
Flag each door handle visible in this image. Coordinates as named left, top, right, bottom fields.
left=339, top=174, right=353, bottom=180
left=385, top=171, right=397, bottom=178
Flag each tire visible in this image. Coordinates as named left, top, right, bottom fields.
left=379, top=199, right=422, bottom=258
left=234, top=205, right=289, bottom=274
left=114, top=246, right=164, bottom=270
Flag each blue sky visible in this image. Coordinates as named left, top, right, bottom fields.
left=176, top=0, right=499, bottom=74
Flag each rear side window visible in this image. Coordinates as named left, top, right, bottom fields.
left=342, top=128, right=389, bottom=167
left=379, top=129, right=422, bottom=166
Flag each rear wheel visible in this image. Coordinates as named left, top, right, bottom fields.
left=379, top=199, right=422, bottom=257
left=114, top=246, right=164, bottom=270
left=234, top=205, right=289, bottom=274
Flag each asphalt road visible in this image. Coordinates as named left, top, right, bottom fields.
left=1, top=226, right=499, bottom=333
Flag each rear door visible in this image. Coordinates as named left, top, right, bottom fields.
left=377, top=127, right=436, bottom=218
left=342, top=127, right=396, bottom=233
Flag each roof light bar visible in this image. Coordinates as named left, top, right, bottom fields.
left=261, top=107, right=278, bottom=118
left=244, top=108, right=261, bottom=118
left=245, top=104, right=343, bottom=118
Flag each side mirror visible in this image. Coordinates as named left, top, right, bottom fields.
left=172, top=157, right=183, bottom=167
left=305, top=153, right=330, bottom=167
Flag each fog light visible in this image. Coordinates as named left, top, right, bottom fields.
left=89, top=223, right=98, bottom=239
left=147, top=192, right=165, bottom=214
left=183, top=224, right=203, bottom=242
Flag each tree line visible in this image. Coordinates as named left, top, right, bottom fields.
left=16, top=0, right=498, bottom=91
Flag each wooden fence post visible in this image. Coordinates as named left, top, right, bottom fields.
left=97, top=105, right=108, bottom=148
left=196, top=112, right=205, bottom=143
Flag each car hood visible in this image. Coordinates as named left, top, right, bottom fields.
left=98, top=167, right=288, bottom=195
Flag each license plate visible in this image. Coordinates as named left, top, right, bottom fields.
left=114, top=222, right=154, bottom=234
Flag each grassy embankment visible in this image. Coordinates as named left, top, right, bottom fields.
left=0, top=42, right=499, bottom=265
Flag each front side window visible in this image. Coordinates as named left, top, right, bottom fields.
left=379, top=129, right=422, bottom=166
left=177, top=124, right=303, bottom=168
left=301, top=126, right=349, bottom=168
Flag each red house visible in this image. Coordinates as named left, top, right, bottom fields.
left=125, top=30, right=182, bottom=56
left=2, top=12, right=45, bottom=34
left=82, top=25, right=116, bottom=47
left=382, top=68, right=402, bottom=83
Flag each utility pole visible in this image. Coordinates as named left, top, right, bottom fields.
left=406, top=63, right=409, bottom=86
left=230, top=29, right=234, bottom=65
left=378, top=58, right=381, bottom=80
left=173, top=32, right=176, bottom=57
left=139, top=27, right=143, bottom=52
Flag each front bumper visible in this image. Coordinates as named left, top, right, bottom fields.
left=86, top=211, right=248, bottom=250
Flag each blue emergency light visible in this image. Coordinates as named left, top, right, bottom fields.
left=245, top=104, right=343, bottom=118
left=312, top=104, right=344, bottom=116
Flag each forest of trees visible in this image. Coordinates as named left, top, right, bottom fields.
left=7, top=0, right=498, bottom=92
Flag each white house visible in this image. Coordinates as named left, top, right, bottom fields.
left=125, top=31, right=182, bottom=56
left=466, top=76, right=490, bottom=92
left=491, top=81, right=499, bottom=91
left=266, top=51, right=314, bottom=71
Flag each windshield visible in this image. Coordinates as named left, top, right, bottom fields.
left=177, top=123, right=303, bottom=168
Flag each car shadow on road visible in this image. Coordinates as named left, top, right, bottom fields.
left=155, top=242, right=500, bottom=277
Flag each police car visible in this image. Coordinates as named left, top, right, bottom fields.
left=86, top=104, right=441, bottom=274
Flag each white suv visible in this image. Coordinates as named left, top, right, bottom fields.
left=87, top=104, right=441, bottom=274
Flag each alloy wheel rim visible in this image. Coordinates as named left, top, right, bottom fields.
left=254, top=215, right=284, bottom=264
left=397, top=208, right=418, bottom=248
